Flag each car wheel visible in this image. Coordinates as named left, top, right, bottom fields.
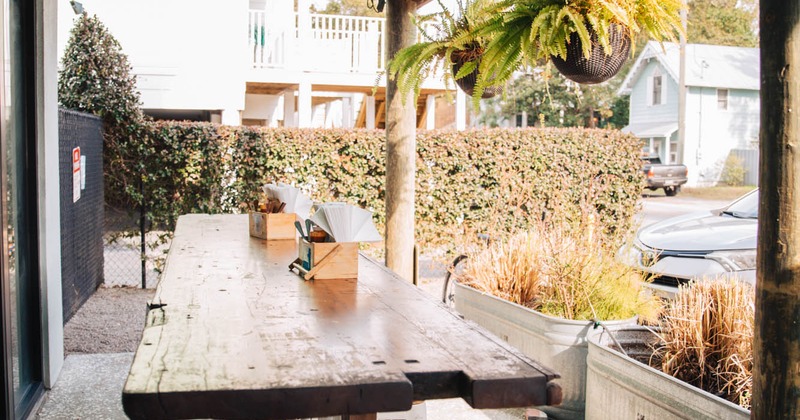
left=664, top=186, right=680, bottom=197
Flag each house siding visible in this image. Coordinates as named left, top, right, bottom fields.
left=625, top=53, right=760, bottom=187
left=683, top=87, right=759, bottom=186
left=629, top=60, right=679, bottom=125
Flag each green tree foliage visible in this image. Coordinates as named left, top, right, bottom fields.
left=58, top=14, right=143, bottom=124
left=58, top=13, right=147, bottom=209
left=481, top=68, right=628, bottom=129
left=312, top=0, right=381, bottom=16
left=687, top=0, right=758, bottom=47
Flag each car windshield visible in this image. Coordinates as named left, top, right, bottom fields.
left=722, top=190, right=759, bottom=219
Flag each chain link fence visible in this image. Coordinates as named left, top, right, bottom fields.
left=103, top=206, right=171, bottom=289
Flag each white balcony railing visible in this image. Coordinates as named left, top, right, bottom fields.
left=248, top=10, right=385, bottom=73
left=249, top=10, right=287, bottom=68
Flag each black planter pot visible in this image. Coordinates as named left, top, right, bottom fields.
left=451, top=55, right=503, bottom=99
left=551, top=24, right=631, bottom=84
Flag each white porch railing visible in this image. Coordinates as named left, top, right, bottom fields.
left=248, top=10, right=385, bottom=73
left=249, top=10, right=288, bottom=68
left=309, top=13, right=385, bottom=72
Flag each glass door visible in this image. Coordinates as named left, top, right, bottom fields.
left=0, top=0, right=43, bottom=417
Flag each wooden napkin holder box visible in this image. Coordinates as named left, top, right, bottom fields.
left=248, top=212, right=297, bottom=240
left=294, top=239, right=358, bottom=280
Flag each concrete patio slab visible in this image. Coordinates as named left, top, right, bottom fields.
left=36, top=353, right=133, bottom=420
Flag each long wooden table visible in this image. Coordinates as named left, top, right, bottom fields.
left=122, top=214, right=561, bottom=419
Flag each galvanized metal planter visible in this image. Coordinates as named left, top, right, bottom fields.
left=586, top=327, right=750, bottom=420
left=453, top=282, right=636, bottom=420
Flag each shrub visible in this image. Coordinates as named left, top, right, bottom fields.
left=720, top=154, right=747, bottom=186
left=658, top=279, right=754, bottom=409
left=455, top=217, right=662, bottom=322
left=134, top=124, right=645, bottom=254
left=58, top=13, right=148, bottom=209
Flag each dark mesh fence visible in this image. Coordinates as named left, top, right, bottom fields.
left=60, top=108, right=166, bottom=305
left=59, top=109, right=104, bottom=322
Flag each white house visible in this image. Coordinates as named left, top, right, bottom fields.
left=56, top=0, right=467, bottom=130
left=619, top=41, right=760, bottom=187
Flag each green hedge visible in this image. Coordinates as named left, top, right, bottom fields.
left=134, top=123, right=644, bottom=252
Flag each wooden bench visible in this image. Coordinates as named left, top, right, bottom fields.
left=122, top=214, right=561, bottom=419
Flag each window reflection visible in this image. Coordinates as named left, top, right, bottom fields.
left=2, top=0, right=22, bottom=402
left=2, top=0, right=43, bottom=414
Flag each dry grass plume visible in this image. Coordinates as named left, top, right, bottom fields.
left=658, top=279, right=754, bottom=409
left=457, top=217, right=661, bottom=323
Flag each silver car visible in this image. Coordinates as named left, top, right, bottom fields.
left=623, top=189, right=758, bottom=297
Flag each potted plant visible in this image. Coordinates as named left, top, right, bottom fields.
left=468, top=0, right=684, bottom=96
left=451, top=215, right=661, bottom=419
left=387, top=0, right=503, bottom=101
left=586, top=279, right=752, bottom=419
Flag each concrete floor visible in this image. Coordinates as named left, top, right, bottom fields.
left=36, top=353, right=133, bottom=420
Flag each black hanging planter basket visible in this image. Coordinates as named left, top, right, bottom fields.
left=451, top=50, right=503, bottom=99
left=551, top=24, right=631, bottom=84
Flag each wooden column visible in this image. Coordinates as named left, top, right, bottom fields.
left=384, top=0, right=417, bottom=281
left=752, top=1, right=800, bottom=418
left=456, top=88, right=466, bottom=130
left=425, top=94, right=436, bottom=130
left=366, top=96, right=376, bottom=130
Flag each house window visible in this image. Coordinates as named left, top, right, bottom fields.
left=647, top=69, right=666, bottom=106
left=652, top=75, right=662, bottom=105
left=717, top=89, right=729, bottom=110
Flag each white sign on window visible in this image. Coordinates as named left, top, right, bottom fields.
left=72, top=147, right=81, bottom=203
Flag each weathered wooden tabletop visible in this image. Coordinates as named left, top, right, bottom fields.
left=122, top=214, right=560, bottom=420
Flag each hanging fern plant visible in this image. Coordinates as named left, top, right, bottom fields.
left=389, top=0, right=684, bottom=106
left=470, top=0, right=685, bottom=99
left=387, top=0, right=503, bottom=103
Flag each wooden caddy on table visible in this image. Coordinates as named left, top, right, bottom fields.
left=292, top=239, right=358, bottom=280
left=248, top=212, right=296, bottom=240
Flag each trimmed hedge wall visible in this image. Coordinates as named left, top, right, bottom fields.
left=136, top=123, right=644, bottom=252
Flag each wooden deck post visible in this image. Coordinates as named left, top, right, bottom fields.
left=384, top=0, right=417, bottom=281
left=752, top=1, right=800, bottom=418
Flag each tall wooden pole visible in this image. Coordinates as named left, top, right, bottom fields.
left=752, top=1, right=800, bottom=418
left=384, top=0, right=417, bottom=282
left=677, top=4, right=687, bottom=166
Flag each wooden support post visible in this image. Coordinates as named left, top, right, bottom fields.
left=426, top=94, right=436, bottom=130
left=752, top=2, right=800, bottom=418
left=384, top=0, right=417, bottom=282
left=366, top=95, right=376, bottom=129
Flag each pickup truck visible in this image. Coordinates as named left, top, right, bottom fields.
left=642, top=156, right=688, bottom=196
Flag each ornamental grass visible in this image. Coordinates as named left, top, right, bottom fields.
left=456, top=216, right=661, bottom=323
left=658, top=279, right=754, bottom=409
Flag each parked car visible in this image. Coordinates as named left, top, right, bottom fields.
left=642, top=156, right=688, bottom=196
left=621, top=189, right=758, bottom=298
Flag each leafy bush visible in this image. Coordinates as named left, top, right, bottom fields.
left=720, top=154, right=747, bottom=186
left=134, top=124, right=645, bottom=254
left=456, top=217, right=661, bottom=322
left=58, top=13, right=148, bottom=209
left=658, top=279, right=754, bottom=409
